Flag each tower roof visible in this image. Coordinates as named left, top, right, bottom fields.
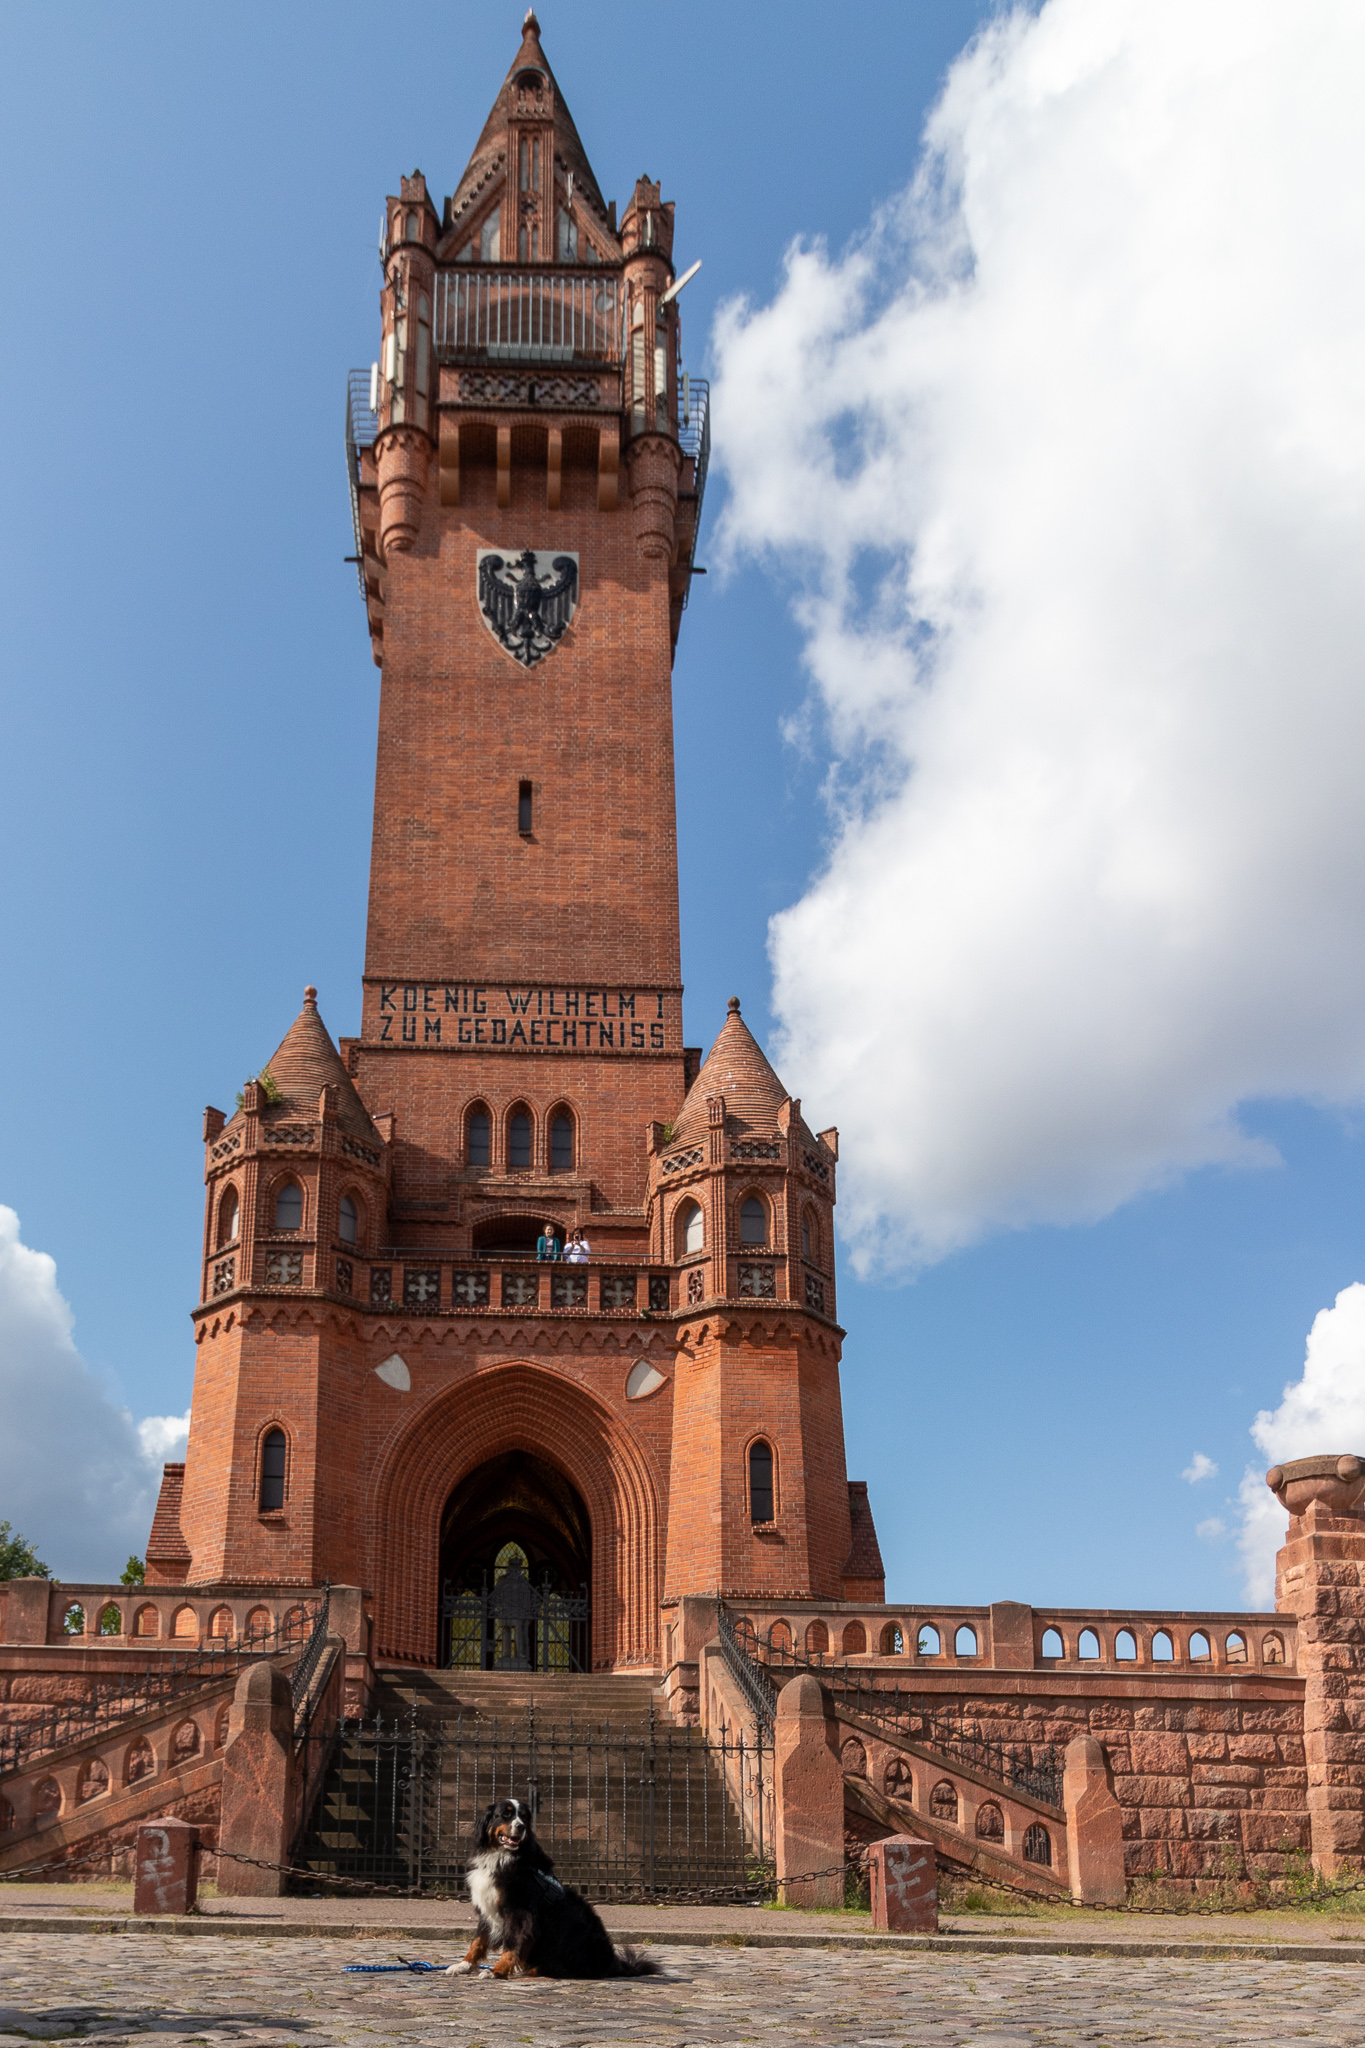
left=230, top=988, right=382, bottom=1146
left=446, top=11, right=611, bottom=235
left=670, top=997, right=819, bottom=1148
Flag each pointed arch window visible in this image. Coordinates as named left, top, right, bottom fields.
left=274, top=1181, right=303, bottom=1231
left=677, top=1199, right=704, bottom=1257
left=508, top=1107, right=533, bottom=1170
left=467, top=1105, right=491, bottom=1169
left=259, top=1429, right=287, bottom=1512
left=550, top=1111, right=574, bottom=1171
left=749, top=1439, right=775, bottom=1523
left=339, top=1194, right=358, bottom=1245
left=218, top=1186, right=239, bottom=1247
left=740, top=1196, right=768, bottom=1245
left=479, top=208, right=500, bottom=262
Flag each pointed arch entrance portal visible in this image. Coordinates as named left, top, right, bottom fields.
left=439, top=1451, right=591, bottom=1671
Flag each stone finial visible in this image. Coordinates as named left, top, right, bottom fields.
left=1266, top=1454, right=1365, bottom=1519
left=304, top=986, right=318, bottom=1005
left=727, top=996, right=740, bottom=1014
left=523, top=7, right=540, bottom=31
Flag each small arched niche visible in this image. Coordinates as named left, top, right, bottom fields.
left=1077, top=1628, right=1101, bottom=1660
left=1040, top=1627, right=1064, bottom=1659
left=217, top=1185, right=239, bottom=1247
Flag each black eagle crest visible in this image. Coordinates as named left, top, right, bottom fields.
left=477, top=550, right=578, bottom=668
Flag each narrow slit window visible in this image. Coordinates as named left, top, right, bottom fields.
left=508, top=1110, right=532, bottom=1169
left=518, top=781, right=533, bottom=834
left=749, top=1439, right=774, bottom=1523
left=550, top=1113, right=574, bottom=1170
left=259, top=1429, right=287, bottom=1512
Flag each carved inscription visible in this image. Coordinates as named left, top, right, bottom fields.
left=364, top=983, right=678, bottom=1053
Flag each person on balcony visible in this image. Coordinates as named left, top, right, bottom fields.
left=536, top=1221, right=562, bottom=1262
left=564, top=1227, right=591, bottom=1263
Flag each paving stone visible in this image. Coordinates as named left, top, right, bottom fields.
left=1, top=1933, right=1365, bottom=2044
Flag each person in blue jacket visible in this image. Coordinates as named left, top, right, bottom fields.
left=536, top=1220, right=561, bottom=1262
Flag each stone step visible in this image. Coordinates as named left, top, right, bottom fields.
left=375, top=1668, right=665, bottom=1727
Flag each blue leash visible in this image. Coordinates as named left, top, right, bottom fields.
left=344, top=1959, right=493, bottom=1975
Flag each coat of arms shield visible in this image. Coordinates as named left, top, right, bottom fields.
left=476, top=549, right=579, bottom=668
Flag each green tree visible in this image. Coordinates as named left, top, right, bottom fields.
left=0, top=1522, right=51, bottom=1581
left=120, top=1554, right=146, bottom=1586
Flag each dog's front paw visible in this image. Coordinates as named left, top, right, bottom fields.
left=444, top=1961, right=475, bottom=1975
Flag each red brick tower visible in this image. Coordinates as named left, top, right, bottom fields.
left=156, top=14, right=882, bottom=1671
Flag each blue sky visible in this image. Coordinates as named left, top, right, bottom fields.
left=2, top=0, right=1362, bottom=1604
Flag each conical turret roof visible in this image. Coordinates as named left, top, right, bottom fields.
left=669, top=998, right=818, bottom=1149
left=446, top=11, right=611, bottom=235
left=225, top=988, right=383, bottom=1147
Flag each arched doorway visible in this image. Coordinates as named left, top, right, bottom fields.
left=438, top=1451, right=591, bottom=1671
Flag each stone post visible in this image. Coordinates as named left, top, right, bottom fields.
left=216, top=1660, right=294, bottom=1896
left=989, top=1602, right=1036, bottom=1670
left=1270, top=1453, right=1365, bottom=1876
left=133, top=1820, right=199, bottom=1915
left=868, top=1836, right=937, bottom=1932
left=2, top=1577, right=53, bottom=1644
left=774, top=1673, right=844, bottom=1908
left=1063, top=1735, right=1127, bottom=1904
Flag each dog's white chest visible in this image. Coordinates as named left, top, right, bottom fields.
left=466, top=1853, right=509, bottom=1942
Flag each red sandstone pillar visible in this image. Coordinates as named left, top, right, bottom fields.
left=774, top=1673, right=845, bottom=1909
left=868, top=1836, right=937, bottom=1932
left=1270, top=1454, right=1365, bottom=1876
left=216, top=1660, right=295, bottom=1896
left=1, top=1577, right=53, bottom=1644
left=1063, top=1734, right=1126, bottom=1904
left=133, top=1820, right=199, bottom=1915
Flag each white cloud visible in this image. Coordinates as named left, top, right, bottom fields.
left=1182, top=1453, right=1218, bottom=1484
left=1196, top=1517, right=1227, bottom=1544
left=713, top=0, right=1365, bottom=1271
left=1236, top=1280, right=1365, bottom=1602
left=137, top=1411, right=191, bottom=1464
left=0, top=1206, right=184, bottom=1581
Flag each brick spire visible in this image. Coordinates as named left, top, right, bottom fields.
left=254, top=986, right=382, bottom=1145
left=670, top=997, right=812, bottom=1145
left=446, top=10, right=611, bottom=231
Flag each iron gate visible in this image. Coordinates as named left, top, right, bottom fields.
left=298, top=1707, right=773, bottom=1900
left=442, top=1561, right=590, bottom=1672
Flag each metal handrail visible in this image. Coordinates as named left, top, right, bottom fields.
left=678, top=375, right=711, bottom=607
left=0, top=1595, right=326, bottom=1780
left=289, top=1585, right=332, bottom=1712
left=435, top=268, right=623, bottom=363
left=345, top=370, right=380, bottom=599
left=751, top=1627, right=1064, bottom=1809
left=715, top=1602, right=778, bottom=1734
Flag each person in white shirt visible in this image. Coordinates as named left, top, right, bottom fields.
left=564, top=1228, right=590, bottom=1263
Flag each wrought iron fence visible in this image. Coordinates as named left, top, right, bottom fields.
left=297, top=1704, right=772, bottom=1900
left=0, top=1593, right=328, bottom=1780
left=720, top=1607, right=1064, bottom=1810
left=435, top=270, right=623, bottom=363
left=442, top=1567, right=589, bottom=1674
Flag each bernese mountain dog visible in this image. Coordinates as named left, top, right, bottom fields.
left=447, top=1797, right=660, bottom=1980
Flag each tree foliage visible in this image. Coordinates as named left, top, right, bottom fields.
left=0, top=1521, right=51, bottom=1581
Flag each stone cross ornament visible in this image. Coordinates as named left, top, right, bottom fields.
left=477, top=548, right=579, bottom=667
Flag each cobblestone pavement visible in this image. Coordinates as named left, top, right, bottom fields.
left=2, top=1933, right=1365, bottom=2044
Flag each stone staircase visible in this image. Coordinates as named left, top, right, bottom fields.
left=373, top=1666, right=665, bottom=1728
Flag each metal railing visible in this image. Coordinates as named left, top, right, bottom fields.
left=724, top=1612, right=1064, bottom=1810
left=678, top=374, right=711, bottom=596
left=0, top=1595, right=326, bottom=1780
left=299, top=1703, right=772, bottom=1900
left=716, top=1602, right=778, bottom=1734
left=435, top=269, right=623, bottom=363
left=345, top=370, right=380, bottom=598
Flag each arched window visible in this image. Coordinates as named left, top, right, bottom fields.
left=917, top=1625, right=941, bottom=1656
left=677, top=1200, right=704, bottom=1256
left=62, top=1604, right=85, bottom=1636
left=840, top=1737, right=867, bottom=1776
left=274, top=1180, right=303, bottom=1230
left=1023, top=1823, right=1052, bottom=1867
left=507, top=1107, right=533, bottom=1170
left=1189, top=1630, right=1211, bottom=1660
left=405, top=208, right=418, bottom=241
left=842, top=1620, right=867, bottom=1655
left=881, top=1623, right=904, bottom=1655
left=218, top=1186, right=239, bottom=1246
left=339, top=1194, right=358, bottom=1245
left=259, top=1428, right=287, bottom=1512
left=955, top=1625, right=978, bottom=1657
left=550, top=1111, right=575, bottom=1171
left=805, top=1620, right=829, bottom=1655
left=1262, top=1632, right=1285, bottom=1664
left=466, top=1105, right=491, bottom=1168
left=1040, top=1627, right=1064, bottom=1659
left=98, top=1603, right=122, bottom=1637
left=1151, top=1629, right=1174, bottom=1661
left=739, top=1196, right=768, bottom=1244
left=801, top=1209, right=816, bottom=1261
left=748, top=1439, right=774, bottom=1523
left=1225, top=1631, right=1247, bottom=1664
left=1115, top=1629, right=1137, bottom=1661
left=1078, top=1628, right=1100, bottom=1660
